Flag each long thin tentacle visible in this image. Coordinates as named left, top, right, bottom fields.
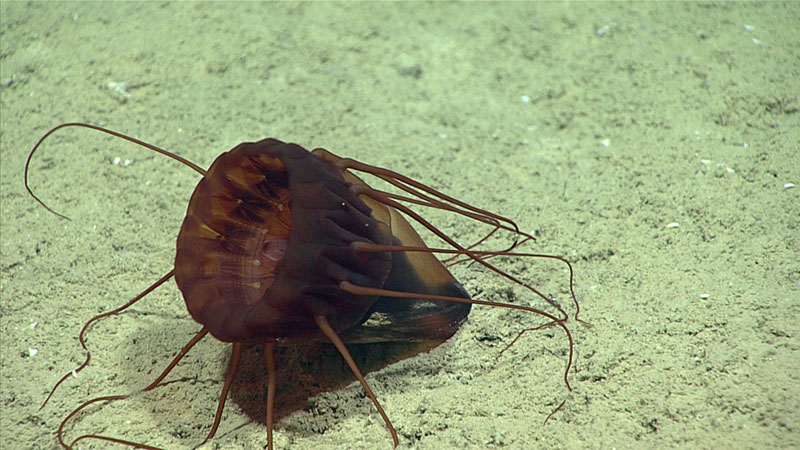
left=200, top=342, right=243, bottom=445
left=264, top=342, right=276, bottom=450
left=41, top=270, right=176, bottom=410
left=25, top=122, right=206, bottom=220
left=315, top=315, right=400, bottom=448
left=60, top=327, right=208, bottom=449
left=334, top=156, right=524, bottom=238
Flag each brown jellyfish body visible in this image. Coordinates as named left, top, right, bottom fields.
left=175, top=139, right=472, bottom=347
left=25, top=124, right=579, bottom=450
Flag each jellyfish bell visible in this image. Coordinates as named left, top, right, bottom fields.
left=173, top=138, right=473, bottom=346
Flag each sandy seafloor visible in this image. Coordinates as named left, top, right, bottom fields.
left=1, top=3, right=798, bottom=450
